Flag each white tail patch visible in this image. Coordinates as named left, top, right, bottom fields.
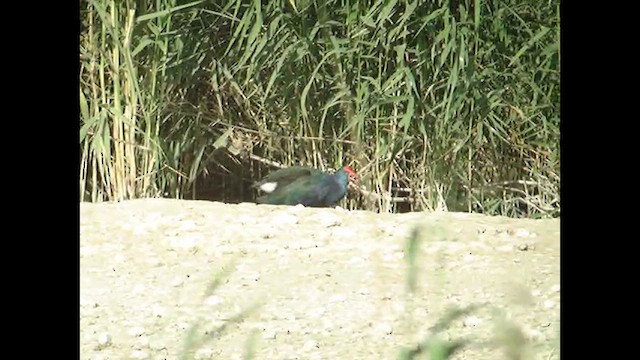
left=259, top=182, right=278, bottom=193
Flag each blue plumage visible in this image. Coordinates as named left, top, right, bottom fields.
left=256, top=166, right=357, bottom=207
left=251, top=166, right=323, bottom=194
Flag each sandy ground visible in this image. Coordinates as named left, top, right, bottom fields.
left=80, top=199, right=560, bottom=359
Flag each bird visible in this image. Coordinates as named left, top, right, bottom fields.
left=255, top=166, right=358, bottom=207
left=251, top=166, right=323, bottom=194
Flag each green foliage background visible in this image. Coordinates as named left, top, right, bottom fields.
left=80, top=0, right=560, bottom=217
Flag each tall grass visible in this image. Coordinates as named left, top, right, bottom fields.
left=80, top=0, right=560, bottom=218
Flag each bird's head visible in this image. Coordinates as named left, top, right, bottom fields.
left=342, top=166, right=360, bottom=184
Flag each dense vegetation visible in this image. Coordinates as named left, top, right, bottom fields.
left=80, top=0, right=560, bottom=218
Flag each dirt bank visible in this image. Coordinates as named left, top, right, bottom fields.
left=80, top=199, right=560, bottom=359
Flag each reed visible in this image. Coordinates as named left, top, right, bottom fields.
left=80, top=0, right=560, bottom=217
